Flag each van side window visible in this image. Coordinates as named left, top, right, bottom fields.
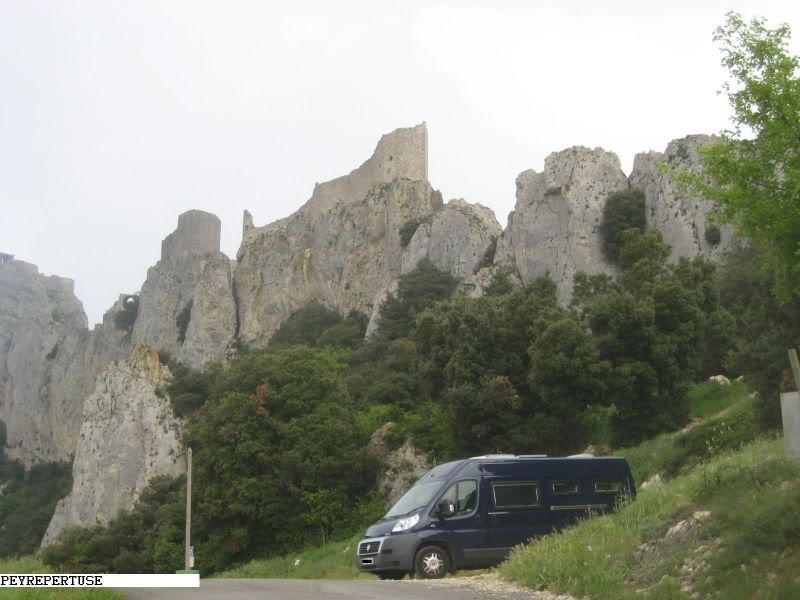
left=440, top=480, right=478, bottom=516
left=492, top=482, right=540, bottom=509
left=551, top=480, right=580, bottom=496
left=593, top=480, right=622, bottom=494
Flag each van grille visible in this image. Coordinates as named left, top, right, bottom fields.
left=358, top=541, right=380, bottom=555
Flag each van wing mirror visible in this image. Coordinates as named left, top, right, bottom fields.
left=437, top=501, right=456, bottom=518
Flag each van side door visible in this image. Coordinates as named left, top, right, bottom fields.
left=483, top=477, right=548, bottom=560
left=432, top=479, right=485, bottom=569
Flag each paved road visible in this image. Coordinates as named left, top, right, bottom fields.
left=121, top=576, right=570, bottom=600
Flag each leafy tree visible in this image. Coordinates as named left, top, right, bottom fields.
left=599, top=190, right=647, bottom=263
left=399, top=218, right=422, bottom=247
left=187, top=346, right=377, bottom=570
left=379, top=258, right=457, bottom=339
left=0, top=461, right=72, bottom=558
left=528, top=315, right=612, bottom=440
left=316, top=310, right=367, bottom=349
left=718, top=246, right=800, bottom=427
left=581, top=230, right=734, bottom=445
left=684, top=13, right=800, bottom=298
left=269, top=303, right=343, bottom=348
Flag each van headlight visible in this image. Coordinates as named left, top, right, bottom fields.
left=392, top=513, right=419, bottom=532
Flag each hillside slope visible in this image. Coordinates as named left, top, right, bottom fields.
left=501, top=386, right=800, bottom=599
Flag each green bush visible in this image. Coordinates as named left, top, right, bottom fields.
left=0, top=460, right=72, bottom=558
left=113, top=296, right=139, bottom=331
left=474, top=236, right=497, bottom=272
left=599, top=189, right=647, bottom=264
left=175, top=300, right=192, bottom=343
left=705, top=223, right=722, bottom=245
left=269, top=303, right=342, bottom=348
left=398, top=218, right=422, bottom=247
left=378, top=258, right=457, bottom=340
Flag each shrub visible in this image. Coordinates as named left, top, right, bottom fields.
left=599, top=190, right=647, bottom=264
left=270, top=303, right=342, bottom=348
left=705, top=223, right=722, bottom=245
left=0, top=460, right=72, bottom=558
left=175, top=300, right=192, bottom=343
left=379, top=258, right=457, bottom=339
left=398, top=218, right=421, bottom=247
left=113, top=296, right=139, bottom=331
left=474, top=236, right=497, bottom=272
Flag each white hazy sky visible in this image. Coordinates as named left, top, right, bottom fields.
left=1, top=0, right=799, bottom=325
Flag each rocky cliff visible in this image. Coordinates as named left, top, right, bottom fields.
left=629, top=134, right=735, bottom=261
left=494, top=146, right=628, bottom=303
left=234, top=123, right=501, bottom=345
left=495, top=135, right=734, bottom=303
left=0, top=260, right=88, bottom=466
left=132, top=210, right=237, bottom=369
left=42, top=346, right=184, bottom=546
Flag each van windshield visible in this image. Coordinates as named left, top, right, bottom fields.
left=384, top=481, right=444, bottom=518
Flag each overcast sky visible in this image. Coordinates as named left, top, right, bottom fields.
left=1, top=0, right=798, bottom=325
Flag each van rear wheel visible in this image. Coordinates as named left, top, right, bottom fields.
left=414, top=545, right=450, bottom=579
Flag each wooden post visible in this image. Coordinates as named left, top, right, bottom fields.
left=184, top=447, right=192, bottom=570
left=788, top=349, right=800, bottom=391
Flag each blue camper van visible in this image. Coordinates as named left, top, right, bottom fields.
left=356, top=453, right=635, bottom=579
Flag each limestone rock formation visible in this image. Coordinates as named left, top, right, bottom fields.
left=132, top=210, right=236, bottom=368
left=401, top=199, right=501, bottom=278
left=0, top=259, right=88, bottom=466
left=629, top=134, right=736, bottom=261
left=368, top=423, right=431, bottom=507
left=495, top=146, right=628, bottom=303
left=42, top=346, right=184, bottom=545
left=235, top=124, right=444, bottom=345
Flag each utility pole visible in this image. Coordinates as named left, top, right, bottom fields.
left=184, top=447, right=194, bottom=570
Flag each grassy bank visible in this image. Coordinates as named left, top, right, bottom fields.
left=216, top=534, right=368, bottom=579
left=500, top=382, right=800, bottom=599
left=501, top=437, right=800, bottom=599
left=0, top=558, right=122, bottom=600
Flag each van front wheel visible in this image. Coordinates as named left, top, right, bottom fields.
left=414, top=545, right=450, bottom=579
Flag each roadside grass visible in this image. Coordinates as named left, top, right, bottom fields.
left=216, top=534, right=370, bottom=579
left=0, top=557, right=123, bottom=600
left=500, top=437, right=800, bottom=599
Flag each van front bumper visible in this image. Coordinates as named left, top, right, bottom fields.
left=355, top=534, right=418, bottom=573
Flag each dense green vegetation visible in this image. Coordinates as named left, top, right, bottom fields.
left=683, top=13, right=800, bottom=299
left=599, top=189, right=647, bottom=264
left=0, top=424, right=72, bottom=559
